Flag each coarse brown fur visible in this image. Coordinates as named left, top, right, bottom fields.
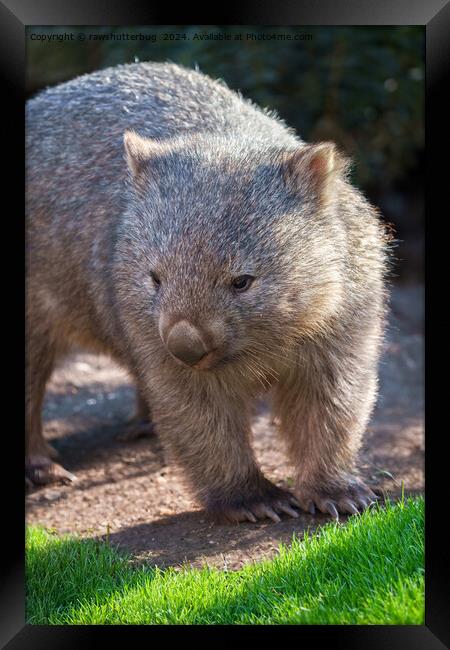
left=26, top=62, right=391, bottom=521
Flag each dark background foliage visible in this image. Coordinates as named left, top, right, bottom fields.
left=26, top=25, right=424, bottom=281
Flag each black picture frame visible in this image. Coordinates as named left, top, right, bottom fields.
left=2, top=0, right=448, bottom=646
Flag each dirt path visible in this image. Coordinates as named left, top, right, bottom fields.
left=26, top=284, right=424, bottom=570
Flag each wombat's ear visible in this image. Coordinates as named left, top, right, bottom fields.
left=282, top=143, right=350, bottom=200
left=123, top=130, right=163, bottom=182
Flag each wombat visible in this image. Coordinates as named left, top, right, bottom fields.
left=26, top=61, right=389, bottom=523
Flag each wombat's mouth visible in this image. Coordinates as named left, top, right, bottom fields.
left=166, top=347, right=225, bottom=371
left=204, top=351, right=241, bottom=370
left=191, top=348, right=222, bottom=371
left=191, top=348, right=238, bottom=371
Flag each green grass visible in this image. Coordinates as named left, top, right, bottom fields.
left=26, top=495, right=424, bottom=625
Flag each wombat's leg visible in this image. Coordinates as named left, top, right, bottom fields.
left=273, top=340, right=379, bottom=519
left=118, top=386, right=155, bottom=441
left=26, top=327, right=76, bottom=486
left=148, top=383, right=300, bottom=524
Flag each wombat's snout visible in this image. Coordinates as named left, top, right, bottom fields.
left=164, top=320, right=212, bottom=368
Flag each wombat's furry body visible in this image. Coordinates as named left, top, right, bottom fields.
left=26, top=62, right=388, bottom=522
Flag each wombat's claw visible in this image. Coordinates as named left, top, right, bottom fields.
left=341, top=499, right=360, bottom=515
left=252, top=504, right=281, bottom=523
left=275, top=501, right=300, bottom=518
left=324, top=501, right=339, bottom=521
left=296, top=481, right=379, bottom=520
left=26, top=457, right=77, bottom=486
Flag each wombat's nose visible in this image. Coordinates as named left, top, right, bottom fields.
left=165, top=320, right=208, bottom=366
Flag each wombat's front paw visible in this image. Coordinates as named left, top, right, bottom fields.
left=26, top=455, right=77, bottom=487
left=206, top=483, right=301, bottom=524
left=295, top=478, right=378, bottom=521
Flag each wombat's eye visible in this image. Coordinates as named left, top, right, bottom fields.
left=231, top=275, right=255, bottom=292
left=150, top=271, right=161, bottom=288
